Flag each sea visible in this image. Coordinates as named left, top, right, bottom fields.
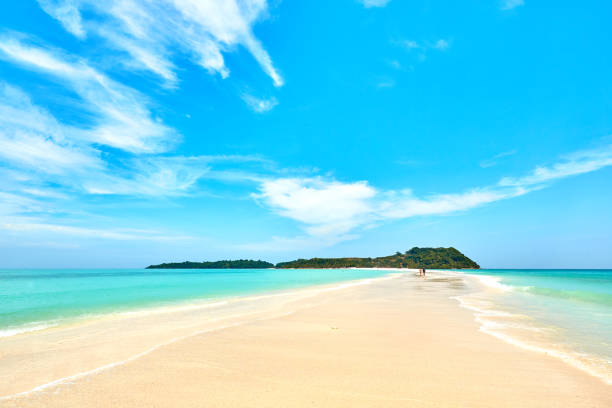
left=0, top=268, right=392, bottom=337
left=0, top=267, right=610, bottom=384
left=455, top=269, right=612, bottom=384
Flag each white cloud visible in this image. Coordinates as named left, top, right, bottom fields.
left=400, top=39, right=450, bottom=51
left=82, top=156, right=212, bottom=196
left=38, top=0, right=85, bottom=38
left=0, top=81, right=270, bottom=200
left=242, top=94, right=278, bottom=113
left=254, top=177, right=376, bottom=237
left=0, top=36, right=178, bottom=154
left=0, top=83, right=104, bottom=174
left=376, top=79, right=395, bottom=89
left=480, top=149, right=518, bottom=168
left=359, top=0, right=391, bottom=8
left=0, top=192, right=44, bottom=216
left=389, top=60, right=401, bottom=69
left=97, top=28, right=178, bottom=85
left=499, top=145, right=612, bottom=187
left=36, top=0, right=283, bottom=87
left=0, top=222, right=190, bottom=241
left=432, top=39, right=450, bottom=50
left=378, top=187, right=528, bottom=220
left=253, top=143, right=612, bottom=244
left=401, top=40, right=420, bottom=50
left=397, top=38, right=450, bottom=65
left=501, top=0, right=525, bottom=10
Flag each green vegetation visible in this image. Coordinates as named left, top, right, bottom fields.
left=146, top=248, right=479, bottom=270
left=146, top=259, right=274, bottom=269
left=275, top=247, right=479, bottom=269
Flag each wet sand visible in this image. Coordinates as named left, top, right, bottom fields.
left=2, top=272, right=611, bottom=407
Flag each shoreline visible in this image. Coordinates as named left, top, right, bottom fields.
left=448, top=270, right=612, bottom=385
left=0, top=268, right=401, bottom=340
left=2, top=270, right=610, bottom=407
left=0, top=272, right=401, bottom=401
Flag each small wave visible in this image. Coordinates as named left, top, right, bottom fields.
left=474, top=275, right=513, bottom=292
left=115, top=300, right=231, bottom=318
left=453, top=294, right=612, bottom=385
left=0, top=321, right=59, bottom=338
left=520, top=286, right=612, bottom=307
left=479, top=322, right=612, bottom=385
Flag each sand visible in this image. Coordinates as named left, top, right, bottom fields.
left=2, top=272, right=611, bottom=407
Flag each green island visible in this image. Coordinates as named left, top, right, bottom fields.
left=146, top=247, right=479, bottom=269
left=146, top=259, right=275, bottom=269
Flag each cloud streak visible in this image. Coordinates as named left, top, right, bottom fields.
left=480, top=149, right=517, bottom=168
left=359, top=0, right=391, bottom=8
left=0, top=35, right=178, bottom=154
left=0, top=82, right=105, bottom=176
left=36, top=0, right=284, bottom=87
left=241, top=94, right=278, bottom=113
left=0, top=221, right=191, bottom=241
left=501, top=0, right=525, bottom=11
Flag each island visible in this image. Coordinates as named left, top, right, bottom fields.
left=146, top=247, right=479, bottom=270
left=146, top=259, right=275, bottom=269
left=276, top=247, right=479, bottom=269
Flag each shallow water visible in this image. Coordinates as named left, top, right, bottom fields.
left=0, top=268, right=391, bottom=337
left=454, top=269, right=612, bottom=384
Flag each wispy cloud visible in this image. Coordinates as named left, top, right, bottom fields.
left=389, top=60, right=402, bottom=69
left=242, top=94, right=279, bottom=113
left=0, top=153, right=276, bottom=243
left=395, top=38, right=450, bottom=65
left=1, top=68, right=293, bottom=217
left=480, top=149, right=518, bottom=168
left=0, top=35, right=178, bottom=154
left=432, top=39, right=450, bottom=50
left=0, top=82, right=104, bottom=175
left=501, top=0, right=525, bottom=11
left=81, top=155, right=267, bottom=196
left=0, top=222, right=191, bottom=241
left=36, top=0, right=283, bottom=88
left=0, top=192, right=45, bottom=217
left=498, top=145, right=612, bottom=187
left=376, top=78, right=395, bottom=89
left=401, top=40, right=419, bottom=49
left=38, top=0, right=86, bottom=38
left=358, top=0, right=391, bottom=8
left=399, top=39, right=451, bottom=52
left=252, top=143, right=612, bottom=246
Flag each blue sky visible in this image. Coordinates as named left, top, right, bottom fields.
left=0, top=0, right=610, bottom=268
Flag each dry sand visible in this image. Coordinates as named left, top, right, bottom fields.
left=3, top=272, right=611, bottom=407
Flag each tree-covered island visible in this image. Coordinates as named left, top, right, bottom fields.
left=276, top=247, right=479, bottom=269
left=146, top=260, right=275, bottom=269
left=146, top=247, right=479, bottom=269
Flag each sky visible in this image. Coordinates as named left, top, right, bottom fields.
left=0, top=0, right=611, bottom=268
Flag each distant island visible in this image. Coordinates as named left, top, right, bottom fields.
left=276, top=247, right=479, bottom=269
left=146, top=259, right=275, bottom=269
left=146, top=247, right=479, bottom=270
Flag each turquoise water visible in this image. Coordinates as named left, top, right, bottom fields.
left=458, top=269, right=612, bottom=383
left=0, top=268, right=391, bottom=336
